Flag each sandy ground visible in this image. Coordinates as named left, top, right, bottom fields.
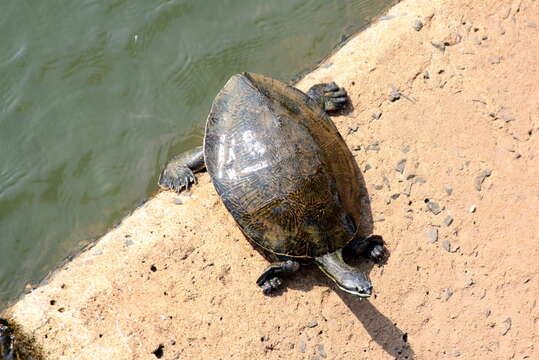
left=3, top=0, right=539, bottom=359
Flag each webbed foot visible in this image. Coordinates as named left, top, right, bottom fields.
left=159, top=165, right=197, bottom=193
left=158, top=146, right=205, bottom=193
left=346, top=235, right=388, bottom=264
left=1, top=319, right=16, bottom=359
left=256, top=260, right=300, bottom=295
left=307, top=82, right=349, bottom=112
left=259, top=277, right=283, bottom=295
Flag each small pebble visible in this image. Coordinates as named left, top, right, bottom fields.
left=423, top=71, right=430, bottom=79
left=348, top=124, right=359, bottom=134
left=403, top=182, right=413, bottom=197
left=366, top=142, right=380, bottom=152
left=316, top=344, right=327, bottom=358
left=93, top=249, right=103, bottom=256
left=173, top=198, right=183, bottom=205
left=395, top=159, right=407, bottom=173
left=364, top=164, right=372, bottom=171
left=124, top=239, right=135, bottom=247
left=413, top=19, right=424, bottom=31
left=472, top=98, right=487, bottom=104
left=431, top=41, right=446, bottom=52
left=501, top=113, right=515, bottom=122
left=444, top=186, right=453, bottom=196
left=501, top=317, right=512, bottom=336
left=443, top=216, right=454, bottom=226
left=299, top=341, right=306, bottom=353
left=469, top=205, right=477, bottom=213
left=453, top=350, right=461, bottom=357
left=402, top=145, right=410, bottom=153
left=391, top=193, right=401, bottom=200
left=474, top=168, right=492, bottom=191
left=306, top=320, right=318, bottom=328
left=480, top=289, right=487, bottom=299
left=442, top=288, right=453, bottom=301
left=427, top=201, right=442, bottom=215
left=489, top=56, right=502, bottom=64
left=441, top=239, right=451, bottom=252
left=426, top=227, right=438, bottom=243
left=414, top=177, right=427, bottom=184
left=371, top=110, right=382, bottom=120
left=389, top=88, right=401, bottom=102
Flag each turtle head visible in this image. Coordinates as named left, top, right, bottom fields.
left=336, top=270, right=373, bottom=297
left=315, top=249, right=373, bottom=298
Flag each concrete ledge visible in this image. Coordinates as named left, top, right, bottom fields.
left=4, top=0, right=539, bottom=358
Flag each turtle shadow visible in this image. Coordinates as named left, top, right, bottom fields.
left=337, top=293, right=416, bottom=359
left=282, top=264, right=415, bottom=359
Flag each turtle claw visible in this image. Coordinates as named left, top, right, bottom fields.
left=367, top=244, right=388, bottom=263
left=159, top=166, right=197, bottom=193
left=260, top=277, right=282, bottom=295
left=307, top=82, right=350, bottom=112
left=256, top=260, right=300, bottom=295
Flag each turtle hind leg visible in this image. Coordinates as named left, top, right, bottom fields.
left=158, top=146, right=205, bottom=193
left=306, top=82, right=349, bottom=113
left=256, top=260, right=300, bottom=295
left=345, top=235, right=388, bottom=263
left=0, top=319, right=16, bottom=359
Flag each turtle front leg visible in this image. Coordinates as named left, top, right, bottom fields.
left=306, top=82, right=349, bottom=112
left=256, top=260, right=300, bottom=295
left=345, top=235, right=388, bottom=263
left=158, top=146, right=205, bottom=193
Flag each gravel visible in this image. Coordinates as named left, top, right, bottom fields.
left=306, top=320, right=318, bottom=328
left=427, top=201, right=443, bottom=215
left=426, top=227, right=438, bottom=243
left=316, top=344, right=327, bottom=358
left=441, top=239, right=451, bottom=252
left=389, top=87, right=401, bottom=102
left=501, top=317, right=512, bottom=336
left=395, top=159, right=407, bottom=173
left=431, top=41, right=446, bottom=52
left=442, top=288, right=453, bottom=301
left=474, top=169, right=492, bottom=191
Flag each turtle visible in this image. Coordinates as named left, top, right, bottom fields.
left=0, top=318, right=34, bottom=360
left=159, top=72, right=387, bottom=297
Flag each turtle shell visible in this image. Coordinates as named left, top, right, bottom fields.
left=204, top=73, right=362, bottom=258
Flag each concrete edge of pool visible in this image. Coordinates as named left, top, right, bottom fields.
left=4, top=0, right=539, bottom=358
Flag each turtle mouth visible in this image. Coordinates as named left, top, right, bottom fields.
left=337, top=284, right=372, bottom=298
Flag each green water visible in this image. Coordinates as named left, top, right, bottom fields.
left=0, top=0, right=394, bottom=308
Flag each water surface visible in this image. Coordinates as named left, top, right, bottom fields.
left=0, top=0, right=394, bottom=308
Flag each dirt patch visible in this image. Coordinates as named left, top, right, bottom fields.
left=3, top=0, right=538, bottom=358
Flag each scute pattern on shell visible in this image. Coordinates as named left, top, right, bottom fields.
left=204, top=73, right=362, bottom=258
